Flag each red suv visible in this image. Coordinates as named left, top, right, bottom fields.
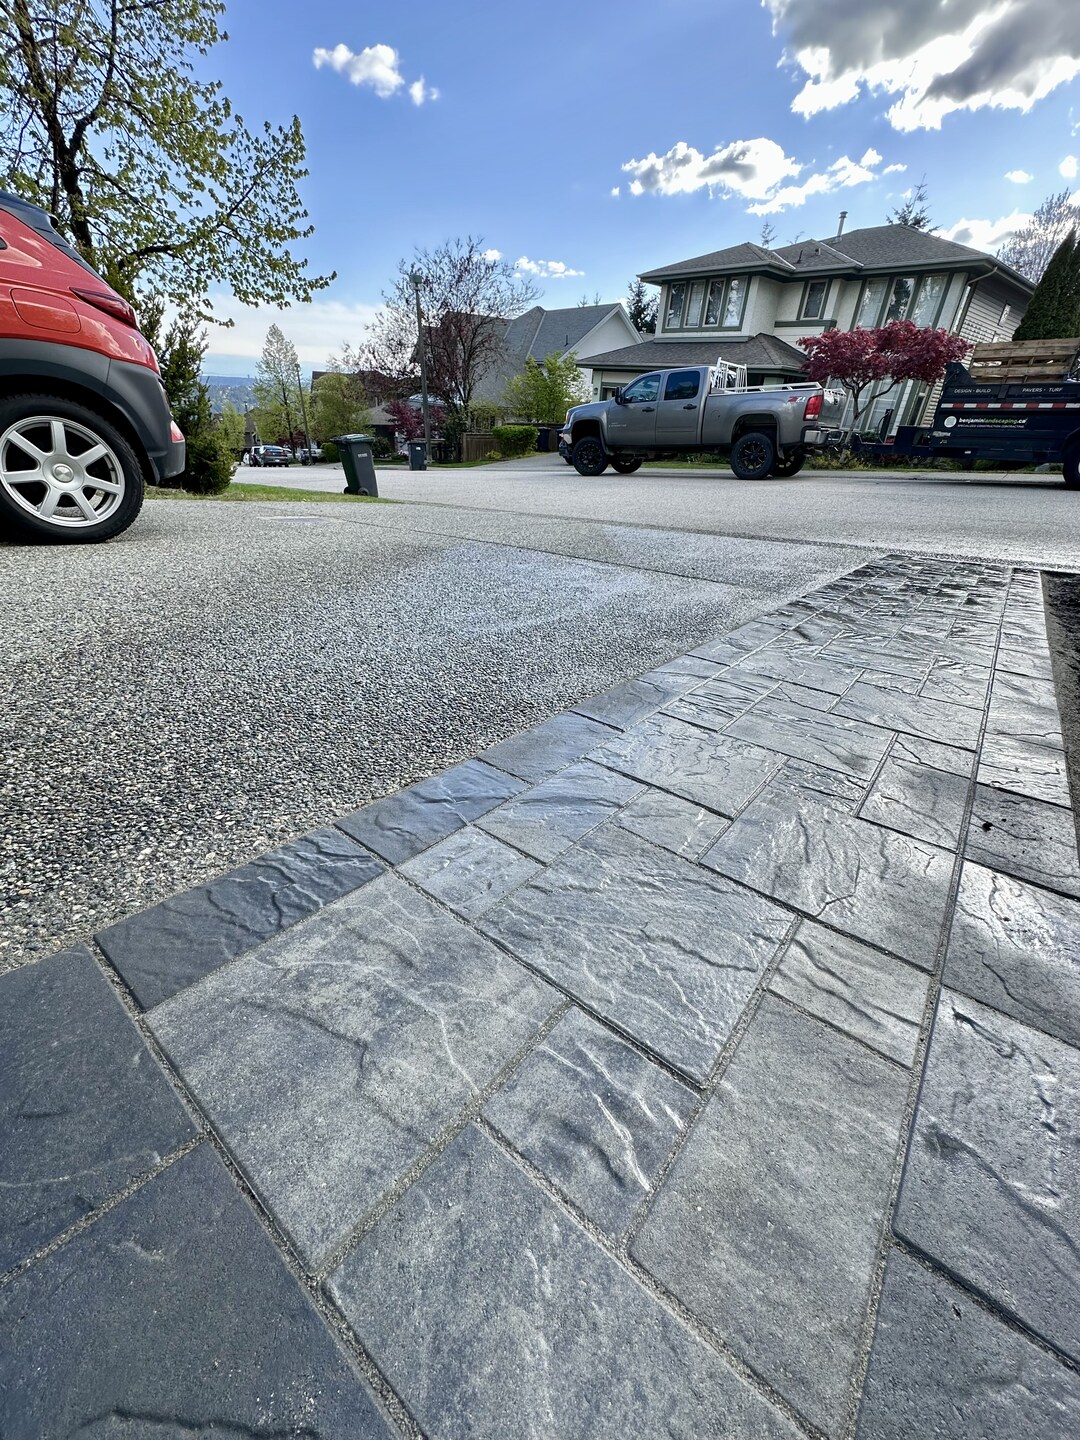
left=0, top=190, right=184, bottom=542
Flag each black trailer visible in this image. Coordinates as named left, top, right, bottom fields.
left=861, top=339, right=1080, bottom=487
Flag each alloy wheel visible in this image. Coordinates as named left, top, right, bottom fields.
left=0, top=415, right=126, bottom=529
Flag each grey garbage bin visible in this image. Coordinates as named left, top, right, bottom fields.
left=407, top=440, right=427, bottom=472
left=332, top=435, right=378, bottom=496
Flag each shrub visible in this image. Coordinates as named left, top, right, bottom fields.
left=370, top=435, right=395, bottom=458
left=492, top=424, right=536, bottom=458
left=180, top=428, right=233, bottom=493
left=321, top=441, right=339, bottom=463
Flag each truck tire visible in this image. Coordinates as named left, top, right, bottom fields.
left=1064, top=445, right=1080, bottom=489
left=769, top=451, right=805, bottom=478
left=730, top=432, right=776, bottom=480
left=572, top=436, right=608, bottom=476
left=611, top=456, right=642, bottom=474
left=0, top=393, right=145, bottom=544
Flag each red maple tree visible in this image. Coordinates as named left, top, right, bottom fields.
left=798, top=321, right=971, bottom=442
left=385, top=397, right=446, bottom=442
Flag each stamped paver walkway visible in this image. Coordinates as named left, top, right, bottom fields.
left=3, top=553, right=1079, bottom=1438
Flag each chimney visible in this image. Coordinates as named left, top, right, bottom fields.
left=836, top=210, right=848, bottom=237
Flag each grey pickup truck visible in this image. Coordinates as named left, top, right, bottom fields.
left=558, top=362, right=843, bottom=478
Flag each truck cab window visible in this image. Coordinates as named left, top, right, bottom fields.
left=622, top=374, right=661, bottom=403
left=663, top=371, right=701, bottom=401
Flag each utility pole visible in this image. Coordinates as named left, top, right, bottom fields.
left=295, top=362, right=313, bottom=460
left=278, top=378, right=294, bottom=450
left=408, top=269, right=432, bottom=454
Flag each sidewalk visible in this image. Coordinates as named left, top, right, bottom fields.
left=2, top=554, right=1079, bottom=1438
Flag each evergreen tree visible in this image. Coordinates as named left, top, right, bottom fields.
left=887, top=178, right=934, bottom=231
left=1013, top=229, right=1080, bottom=340
left=139, top=302, right=232, bottom=492
left=626, top=279, right=657, bottom=334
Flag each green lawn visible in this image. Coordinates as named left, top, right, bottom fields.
left=146, top=483, right=389, bottom=503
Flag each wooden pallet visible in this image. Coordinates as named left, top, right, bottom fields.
left=968, top=337, right=1080, bottom=384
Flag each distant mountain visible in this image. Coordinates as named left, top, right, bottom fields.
left=203, top=374, right=257, bottom=412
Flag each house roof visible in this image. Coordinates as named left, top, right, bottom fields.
left=501, top=304, right=631, bottom=367
left=640, top=224, right=1035, bottom=294
left=578, top=333, right=808, bottom=375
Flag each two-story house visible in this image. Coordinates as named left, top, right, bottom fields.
left=581, top=222, right=1034, bottom=435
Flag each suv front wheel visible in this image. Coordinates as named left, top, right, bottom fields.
left=0, top=394, right=145, bottom=543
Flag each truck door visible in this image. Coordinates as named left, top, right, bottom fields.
left=655, top=369, right=704, bottom=447
left=607, top=372, right=660, bottom=448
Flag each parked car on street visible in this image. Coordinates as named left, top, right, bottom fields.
left=0, top=189, right=184, bottom=542
left=249, top=445, right=291, bottom=467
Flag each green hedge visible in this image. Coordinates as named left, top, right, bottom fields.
left=492, top=425, right=536, bottom=458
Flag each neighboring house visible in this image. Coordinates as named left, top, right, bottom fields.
left=473, top=303, right=642, bottom=410
left=581, top=223, right=1034, bottom=435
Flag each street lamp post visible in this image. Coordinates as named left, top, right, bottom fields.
left=295, top=362, right=313, bottom=462
left=408, top=269, right=432, bottom=456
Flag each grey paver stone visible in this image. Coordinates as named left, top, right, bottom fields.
left=820, top=637, right=932, bottom=680
left=479, top=712, right=617, bottom=784
left=328, top=1123, right=799, bottom=1440
left=771, top=921, right=929, bottom=1066
left=398, top=826, right=542, bottom=918
left=612, top=786, right=729, bottom=859
left=97, top=825, right=385, bottom=1008
left=0, top=946, right=194, bottom=1275
left=335, top=760, right=524, bottom=865
left=572, top=663, right=719, bottom=729
left=832, top=682, right=981, bottom=748
left=633, top=996, right=908, bottom=1437
left=590, top=711, right=784, bottom=815
left=894, top=989, right=1080, bottom=1364
left=479, top=824, right=790, bottom=1082
left=855, top=1247, right=1080, bottom=1440
left=965, top=785, right=1080, bottom=898
left=986, top=673, right=1064, bottom=747
left=920, top=657, right=993, bottom=707
left=726, top=694, right=894, bottom=778
left=996, top=647, right=1055, bottom=681
left=769, top=757, right=868, bottom=809
left=484, top=1008, right=697, bottom=1238
left=149, top=874, right=557, bottom=1268
left=736, top=647, right=861, bottom=695
left=477, top=760, right=642, bottom=862
left=977, top=733, right=1073, bottom=808
left=0, top=1145, right=391, bottom=1439
left=857, top=743, right=971, bottom=850
left=701, top=785, right=955, bottom=970
left=662, top=671, right=777, bottom=730
left=944, top=862, right=1080, bottom=1050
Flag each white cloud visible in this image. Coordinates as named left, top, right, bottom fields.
left=1005, top=169, right=1034, bottom=183
left=514, top=256, right=585, bottom=280
left=763, top=0, right=1080, bottom=131
left=883, top=163, right=907, bottom=174
left=621, top=137, right=802, bottom=199
left=940, top=210, right=1034, bottom=253
left=610, top=186, right=621, bottom=197
left=313, top=43, right=438, bottom=104
left=1061, top=155, right=1079, bottom=178
left=481, top=248, right=502, bottom=262
left=746, top=150, right=886, bottom=214
left=201, top=293, right=383, bottom=366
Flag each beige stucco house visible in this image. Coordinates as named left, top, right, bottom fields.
left=582, top=223, right=1034, bottom=435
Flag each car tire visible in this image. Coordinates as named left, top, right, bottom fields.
left=611, top=456, right=642, bottom=474
left=1063, top=444, right=1080, bottom=489
left=730, top=432, right=776, bottom=480
left=572, top=436, right=609, bottom=476
left=768, top=450, right=805, bottom=478
left=0, top=393, right=145, bottom=543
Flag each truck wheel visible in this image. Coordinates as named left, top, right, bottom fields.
left=572, top=437, right=608, bottom=476
left=769, top=451, right=805, bottom=478
left=730, top=432, right=776, bottom=480
left=1063, top=445, right=1080, bottom=489
left=0, top=393, right=145, bottom=543
left=611, top=457, right=642, bottom=475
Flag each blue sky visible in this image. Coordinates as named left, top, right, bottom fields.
left=202, top=0, right=1080, bottom=373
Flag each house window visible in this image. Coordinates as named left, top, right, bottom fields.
left=722, top=277, right=745, bottom=327
left=910, top=273, right=947, bottom=326
left=704, top=279, right=726, bottom=326
left=665, top=283, right=687, bottom=328
left=801, top=280, right=829, bottom=320
left=885, top=276, right=916, bottom=322
left=854, top=277, right=889, bottom=328
left=684, top=281, right=707, bottom=328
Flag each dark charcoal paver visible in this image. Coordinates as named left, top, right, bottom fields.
left=771, top=921, right=929, bottom=1066
left=96, top=826, right=386, bottom=1009
left=895, top=989, right=1080, bottom=1364
left=701, top=785, right=955, bottom=970
left=944, top=862, right=1080, bottom=1050
left=857, top=737, right=972, bottom=850
left=328, top=1123, right=799, bottom=1440
left=572, top=661, right=721, bottom=729
left=398, top=826, right=542, bottom=918
left=0, top=946, right=194, bottom=1275
left=479, top=824, right=790, bottom=1082
left=855, top=1248, right=1080, bottom=1440
left=149, top=875, right=557, bottom=1269
left=725, top=693, right=894, bottom=778
left=977, top=733, right=1073, bottom=809
left=965, top=785, right=1080, bottom=899
left=612, top=786, right=729, bottom=859
left=484, top=1007, right=697, bottom=1239
left=590, top=710, right=784, bottom=814
left=479, top=712, right=617, bottom=784
left=633, top=996, right=908, bottom=1437
left=0, top=1145, right=391, bottom=1439
left=832, top=683, right=982, bottom=749
left=335, top=759, right=524, bottom=865
left=476, top=761, right=642, bottom=863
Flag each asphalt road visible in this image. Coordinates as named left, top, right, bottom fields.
left=2, top=497, right=872, bottom=964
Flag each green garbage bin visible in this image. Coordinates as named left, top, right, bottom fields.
left=332, top=434, right=378, bottom=496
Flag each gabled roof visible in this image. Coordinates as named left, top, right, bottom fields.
left=577, top=332, right=807, bottom=375
left=640, top=242, right=794, bottom=282
left=501, top=303, right=630, bottom=369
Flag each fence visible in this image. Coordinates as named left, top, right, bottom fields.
left=460, top=432, right=498, bottom=463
